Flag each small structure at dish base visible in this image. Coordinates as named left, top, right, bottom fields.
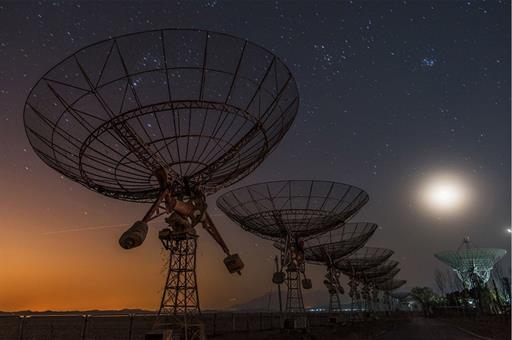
left=24, top=28, right=300, bottom=340
left=302, top=222, right=378, bottom=312
left=217, top=180, right=369, bottom=317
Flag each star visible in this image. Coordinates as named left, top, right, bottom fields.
left=421, top=57, right=436, bottom=68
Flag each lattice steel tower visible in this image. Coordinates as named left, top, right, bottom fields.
left=159, top=229, right=200, bottom=316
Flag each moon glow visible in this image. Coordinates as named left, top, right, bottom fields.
left=419, top=174, right=471, bottom=215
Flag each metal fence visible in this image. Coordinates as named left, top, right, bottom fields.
left=0, top=312, right=349, bottom=340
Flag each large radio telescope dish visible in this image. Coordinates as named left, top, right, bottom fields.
left=376, top=279, right=407, bottom=291
left=303, top=222, right=378, bottom=265
left=217, top=180, right=369, bottom=313
left=335, top=247, right=394, bottom=274
left=302, top=222, right=377, bottom=313
left=24, top=28, right=300, bottom=336
left=367, top=267, right=401, bottom=284
left=348, top=260, right=399, bottom=281
left=24, top=29, right=299, bottom=202
left=216, top=180, right=369, bottom=241
left=435, top=240, right=506, bottom=288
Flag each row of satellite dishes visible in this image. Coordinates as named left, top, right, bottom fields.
left=217, top=180, right=406, bottom=313
left=24, top=28, right=404, bottom=338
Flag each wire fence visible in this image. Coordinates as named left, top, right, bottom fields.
left=0, top=311, right=351, bottom=340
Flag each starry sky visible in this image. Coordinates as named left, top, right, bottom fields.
left=0, top=0, right=510, bottom=312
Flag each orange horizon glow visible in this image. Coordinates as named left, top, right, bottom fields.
left=0, top=186, right=279, bottom=312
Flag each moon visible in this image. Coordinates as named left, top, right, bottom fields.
left=418, top=174, right=471, bottom=215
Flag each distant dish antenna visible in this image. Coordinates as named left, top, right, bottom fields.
left=335, top=247, right=394, bottom=274
left=217, top=180, right=369, bottom=313
left=349, top=260, right=400, bottom=290
left=302, top=222, right=378, bottom=312
left=376, top=279, right=407, bottom=291
left=350, top=260, right=400, bottom=284
left=24, top=28, right=299, bottom=338
left=349, top=261, right=401, bottom=310
left=435, top=238, right=506, bottom=289
left=335, top=247, right=394, bottom=312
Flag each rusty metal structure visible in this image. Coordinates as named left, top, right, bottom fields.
left=302, top=222, right=378, bottom=312
left=376, top=279, right=407, bottom=311
left=348, top=261, right=400, bottom=313
left=24, top=28, right=299, bottom=339
left=217, top=180, right=369, bottom=313
left=335, top=247, right=394, bottom=312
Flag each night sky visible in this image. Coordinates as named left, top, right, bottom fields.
left=1, top=1, right=510, bottom=312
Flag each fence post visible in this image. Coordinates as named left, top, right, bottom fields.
left=259, top=312, right=262, bottom=331
left=212, top=313, right=217, bottom=336
left=231, top=313, right=235, bottom=332
left=80, top=314, right=89, bottom=340
left=127, top=314, right=134, bottom=340
left=246, top=313, right=249, bottom=332
left=49, top=324, right=54, bottom=340
left=17, top=316, right=25, bottom=340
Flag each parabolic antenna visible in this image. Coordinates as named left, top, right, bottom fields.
left=391, top=291, right=410, bottom=299
left=348, top=260, right=399, bottom=282
left=367, top=267, right=401, bottom=284
left=303, top=222, right=378, bottom=265
left=376, top=279, right=407, bottom=291
left=217, top=180, right=369, bottom=313
left=335, top=247, right=394, bottom=274
left=363, top=268, right=401, bottom=309
left=301, top=222, right=377, bottom=312
left=435, top=238, right=507, bottom=288
left=378, top=279, right=407, bottom=312
left=342, top=258, right=399, bottom=311
left=217, top=180, right=369, bottom=241
left=24, top=28, right=299, bottom=338
left=24, top=29, right=299, bottom=202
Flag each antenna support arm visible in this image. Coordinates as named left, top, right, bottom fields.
left=202, top=212, right=230, bottom=255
